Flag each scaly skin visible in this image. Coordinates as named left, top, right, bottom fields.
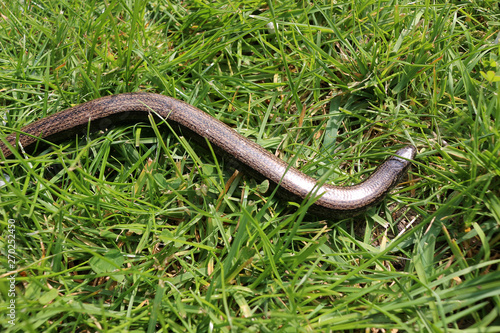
left=0, top=93, right=416, bottom=218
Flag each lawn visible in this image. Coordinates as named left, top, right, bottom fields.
left=1, top=0, right=499, bottom=332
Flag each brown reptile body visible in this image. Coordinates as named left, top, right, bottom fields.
left=0, top=92, right=416, bottom=218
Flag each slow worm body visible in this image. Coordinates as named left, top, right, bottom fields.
left=0, top=93, right=416, bottom=218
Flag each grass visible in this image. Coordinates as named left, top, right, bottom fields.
left=0, top=0, right=499, bottom=331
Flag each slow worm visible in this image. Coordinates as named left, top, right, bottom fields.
left=0, top=93, right=416, bottom=218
